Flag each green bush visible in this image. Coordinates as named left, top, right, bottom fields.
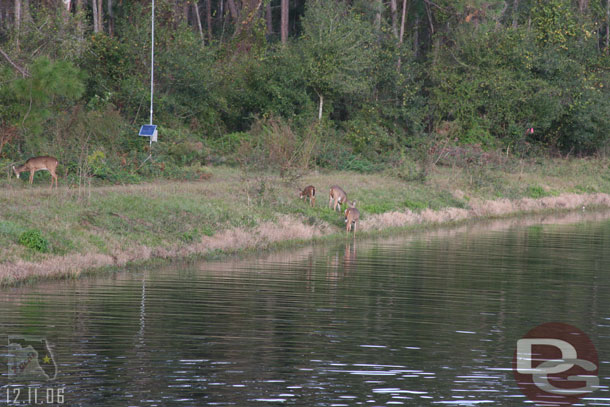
left=403, top=199, right=427, bottom=211
left=526, top=185, right=558, bottom=198
left=208, top=132, right=252, bottom=165
left=361, top=202, right=394, bottom=214
left=18, top=230, right=50, bottom=253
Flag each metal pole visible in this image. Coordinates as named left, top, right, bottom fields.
left=150, top=0, right=154, bottom=126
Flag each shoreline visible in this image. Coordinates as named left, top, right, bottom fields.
left=1, top=190, right=609, bottom=287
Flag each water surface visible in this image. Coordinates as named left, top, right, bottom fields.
left=2, top=210, right=610, bottom=406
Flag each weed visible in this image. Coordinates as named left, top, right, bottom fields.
left=403, top=199, right=427, bottom=211
left=526, top=185, right=545, bottom=198
left=361, top=202, right=394, bottom=214
left=18, top=230, right=50, bottom=253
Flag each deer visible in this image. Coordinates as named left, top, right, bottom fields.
left=344, top=201, right=360, bottom=234
left=12, top=156, right=59, bottom=189
left=299, top=185, right=316, bottom=207
left=329, top=185, right=347, bottom=212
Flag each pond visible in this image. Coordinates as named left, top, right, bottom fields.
left=2, top=210, right=610, bottom=406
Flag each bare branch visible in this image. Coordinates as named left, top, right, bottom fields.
left=0, top=48, right=29, bottom=77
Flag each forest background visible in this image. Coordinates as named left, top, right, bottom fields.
left=1, top=0, right=609, bottom=184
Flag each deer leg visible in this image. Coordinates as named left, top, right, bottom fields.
left=29, top=171, right=35, bottom=184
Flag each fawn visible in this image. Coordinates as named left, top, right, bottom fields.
left=329, top=185, right=347, bottom=212
left=299, top=185, right=316, bottom=207
left=344, top=201, right=360, bottom=234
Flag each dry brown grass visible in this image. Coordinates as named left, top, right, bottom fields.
left=0, top=214, right=333, bottom=285
left=360, top=193, right=610, bottom=231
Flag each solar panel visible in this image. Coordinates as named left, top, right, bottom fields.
left=139, top=125, right=157, bottom=136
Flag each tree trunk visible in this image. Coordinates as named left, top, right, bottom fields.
left=92, top=0, right=99, bottom=32
left=281, top=0, right=288, bottom=44
left=193, top=1, right=204, bottom=43
left=97, top=0, right=103, bottom=33
left=318, top=93, right=324, bottom=122
left=220, top=0, right=227, bottom=43
left=606, top=0, right=609, bottom=52
left=265, top=0, right=272, bottom=35
left=206, top=0, right=213, bottom=41
left=75, top=0, right=84, bottom=39
left=390, top=0, right=398, bottom=38
left=424, top=1, right=434, bottom=35
left=107, top=0, right=114, bottom=36
left=227, top=0, right=238, bottom=21
left=399, top=0, right=407, bottom=43
left=578, top=0, right=588, bottom=13
left=61, top=0, right=71, bottom=23
left=14, top=0, right=21, bottom=49
left=398, top=0, right=407, bottom=69
left=512, top=0, right=519, bottom=27
left=21, top=0, right=31, bottom=23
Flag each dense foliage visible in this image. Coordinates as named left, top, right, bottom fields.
left=1, top=0, right=609, bottom=182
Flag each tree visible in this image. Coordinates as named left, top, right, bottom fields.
left=227, top=0, right=238, bottom=21
left=2, top=57, right=84, bottom=152
left=206, top=0, right=212, bottom=41
left=107, top=0, right=114, bottom=36
left=15, top=0, right=21, bottom=49
left=281, top=0, right=289, bottom=43
left=390, top=0, right=399, bottom=38
left=193, top=1, right=204, bottom=43
left=299, top=0, right=377, bottom=121
left=531, top=0, right=578, bottom=50
left=92, top=0, right=99, bottom=33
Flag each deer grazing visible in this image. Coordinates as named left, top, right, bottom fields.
left=12, top=156, right=59, bottom=189
left=299, top=185, right=316, bottom=207
left=329, top=185, right=347, bottom=212
left=344, top=201, right=360, bottom=234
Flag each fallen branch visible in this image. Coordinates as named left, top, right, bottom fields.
left=0, top=48, right=29, bottom=77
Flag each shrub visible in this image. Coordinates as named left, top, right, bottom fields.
left=403, top=199, right=427, bottom=211
left=208, top=132, right=251, bottom=165
left=18, top=230, right=50, bottom=253
left=239, top=115, right=317, bottom=182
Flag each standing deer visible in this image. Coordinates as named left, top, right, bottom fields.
left=299, top=185, right=316, bottom=207
left=12, top=156, right=59, bottom=189
left=329, top=185, right=347, bottom=212
left=344, top=201, right=360, bottom=234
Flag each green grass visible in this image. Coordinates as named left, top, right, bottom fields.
left=1, top=158, right=609, bottom=284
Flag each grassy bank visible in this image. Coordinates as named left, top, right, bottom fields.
left=1, top=158, right=610, bottom=285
